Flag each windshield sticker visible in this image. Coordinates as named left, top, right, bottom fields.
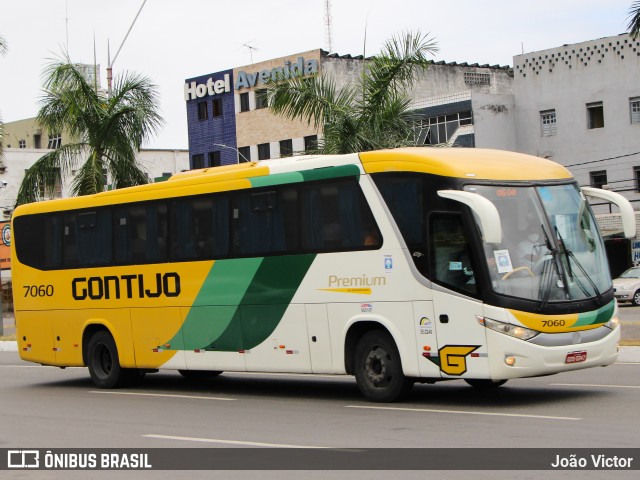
left=494, top=249, right=513, bottom=274
left=449, top=261, right=462, bottom=271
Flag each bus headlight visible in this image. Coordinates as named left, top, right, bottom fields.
left=604, top=316, right=619, bottom=330
left=477, top=316, right=539, bottom=341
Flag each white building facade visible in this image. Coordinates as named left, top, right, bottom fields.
left=0, top=148, right=189, bottom=220
left=513, top=33, right=640, bottom=209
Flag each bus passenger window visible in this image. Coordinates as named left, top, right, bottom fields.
left=233, top=188, right=297, bottom=256
left=301, top=180, right=380, bottom=252
left=430, top=214, right=477, bottom=296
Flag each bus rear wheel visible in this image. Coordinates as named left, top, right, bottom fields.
left=87, top=330, right=144, bottom=388
left=354, top=330, right=413, bottom=402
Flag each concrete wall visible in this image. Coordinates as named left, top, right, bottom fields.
left=471, top=93, right=516, bottom=150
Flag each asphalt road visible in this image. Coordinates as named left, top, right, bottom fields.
left=0, top=350, right=638, bottom=480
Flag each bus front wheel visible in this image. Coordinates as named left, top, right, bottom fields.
left=354, top=330, right=413, bottom=402
left=87, top=331, right=144, bottom=388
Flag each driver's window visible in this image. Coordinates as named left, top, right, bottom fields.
left=429, top=214, right=477, bottom=296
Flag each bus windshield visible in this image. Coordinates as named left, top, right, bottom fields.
left=465, top=183, right=611, bottom=302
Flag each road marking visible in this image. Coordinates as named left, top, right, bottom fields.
left=144, top=434, right=327, bottom=449
left=90, top=391, right=235, bottom=401
left=345, top=405, right=581, bottom=421
left=550, top=383, right=640, bottom=389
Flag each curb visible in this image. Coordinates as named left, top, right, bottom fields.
left=1, top=341, right=639, bottom=361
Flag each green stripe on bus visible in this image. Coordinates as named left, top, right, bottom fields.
left=207, top=254, right=316, bottom=350
left=170, top=257, right=263, bottom=350
left=300, top=164, right=360, bottom=182
left=572, top=300, right=615, bottom=327
left=250, top=172, right=304, bottom=188
left=248, top=164, right=360, bottom=188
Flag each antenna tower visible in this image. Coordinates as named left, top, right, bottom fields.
left=324, top=0, right=333, bottom=53
left=243, top=43, right=258, bottom=64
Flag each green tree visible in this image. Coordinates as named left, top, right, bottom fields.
left=629, top=1, right=640, bottom=39
left=15, top=56, right=164, bottom=206
left=266, top=31, right=437, bottom=154
left=0, top=34, right=7, bottom=168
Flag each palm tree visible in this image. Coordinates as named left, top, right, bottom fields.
left=15, top=55, right=163, bottom=205
left=629, top=1, right=640, bottom=39
left=266, top=31, right=437, bottom=154
left=0, top=34, right=7, bottom=168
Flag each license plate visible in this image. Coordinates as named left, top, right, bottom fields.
left=565, top=351, right=587, bottom=364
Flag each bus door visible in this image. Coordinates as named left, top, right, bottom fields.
left=428, top=214, right=489, bottom=380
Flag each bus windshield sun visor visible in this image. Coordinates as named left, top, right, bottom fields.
left=437, top=190, right=502, bottom=244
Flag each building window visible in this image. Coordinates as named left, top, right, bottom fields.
left=38, top=168, right=62, bottom=199
left=47, top=133, right=62, bottom=149
left=192, top=154, right=205, bottom=169
left=19, top=139, right=26, bottom=149
left=635, top=167, right=640, bottom=192
left=34, top=134, right=41, bottom=149
left=590, top=170, right=607, bottom=189
left=587, top=102, right=604, bottom=129
left=279, top=139, right=293, bottom=157
left=631, top=97, right=640, bottom=124
left=255, top=89, right=268, bottom=110
left=540, top=110, right=557, bottom=136
left=258, top=143, right=270, bottom=160
left=209, top=151, right=221, bottom=167
left=304, top=135, right=318, bottom=152
left=240, top=92, right=250, bottom=112
left=197, top=101, right=208, bottom=120
left=212, top=98, right=223, bottom=117
left=413, top=111, right=473, bottom=145
left=238, top=146, right=251, bottom=162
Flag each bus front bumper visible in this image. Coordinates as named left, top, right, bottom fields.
left=482, top=326, right=620, bottom=380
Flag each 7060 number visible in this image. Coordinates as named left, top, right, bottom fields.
left=23, top=285, right=54, bottom=297
left=542, top=319, right=565, bottom=327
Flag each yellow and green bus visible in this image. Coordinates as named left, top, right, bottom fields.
left=11, top=147, right=634, bottom=402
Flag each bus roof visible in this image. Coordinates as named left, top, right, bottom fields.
left=359, top=147, right=573, bottom=181
left=13, top=147, right=572, bottom=215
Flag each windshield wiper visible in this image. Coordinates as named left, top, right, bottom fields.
left=554, top=227, right=603, bottom=304
left=539, top=223, right=570, bottom=307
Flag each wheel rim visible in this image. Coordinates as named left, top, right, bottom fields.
left=365, top=346, right=391, bottom=387
left=634, top=292, right=640, bottom=304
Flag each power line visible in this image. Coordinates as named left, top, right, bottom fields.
left=564, top=150, right=640, bottom=168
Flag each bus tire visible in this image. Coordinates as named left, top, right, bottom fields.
left=87, top=330, right=141, bottom=388
left=178, top=370, right=223, bottom=380
left=464, top=379, right=508, bottom=389
left=354, top=330, right=413, bottom=402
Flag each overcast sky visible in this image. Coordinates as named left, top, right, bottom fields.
left=0, top=0, right=634, bottom=150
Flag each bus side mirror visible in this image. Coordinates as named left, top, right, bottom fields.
left=581, top=187, right=636, bottom=239
left=438, top=190, right=502, bottom=244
